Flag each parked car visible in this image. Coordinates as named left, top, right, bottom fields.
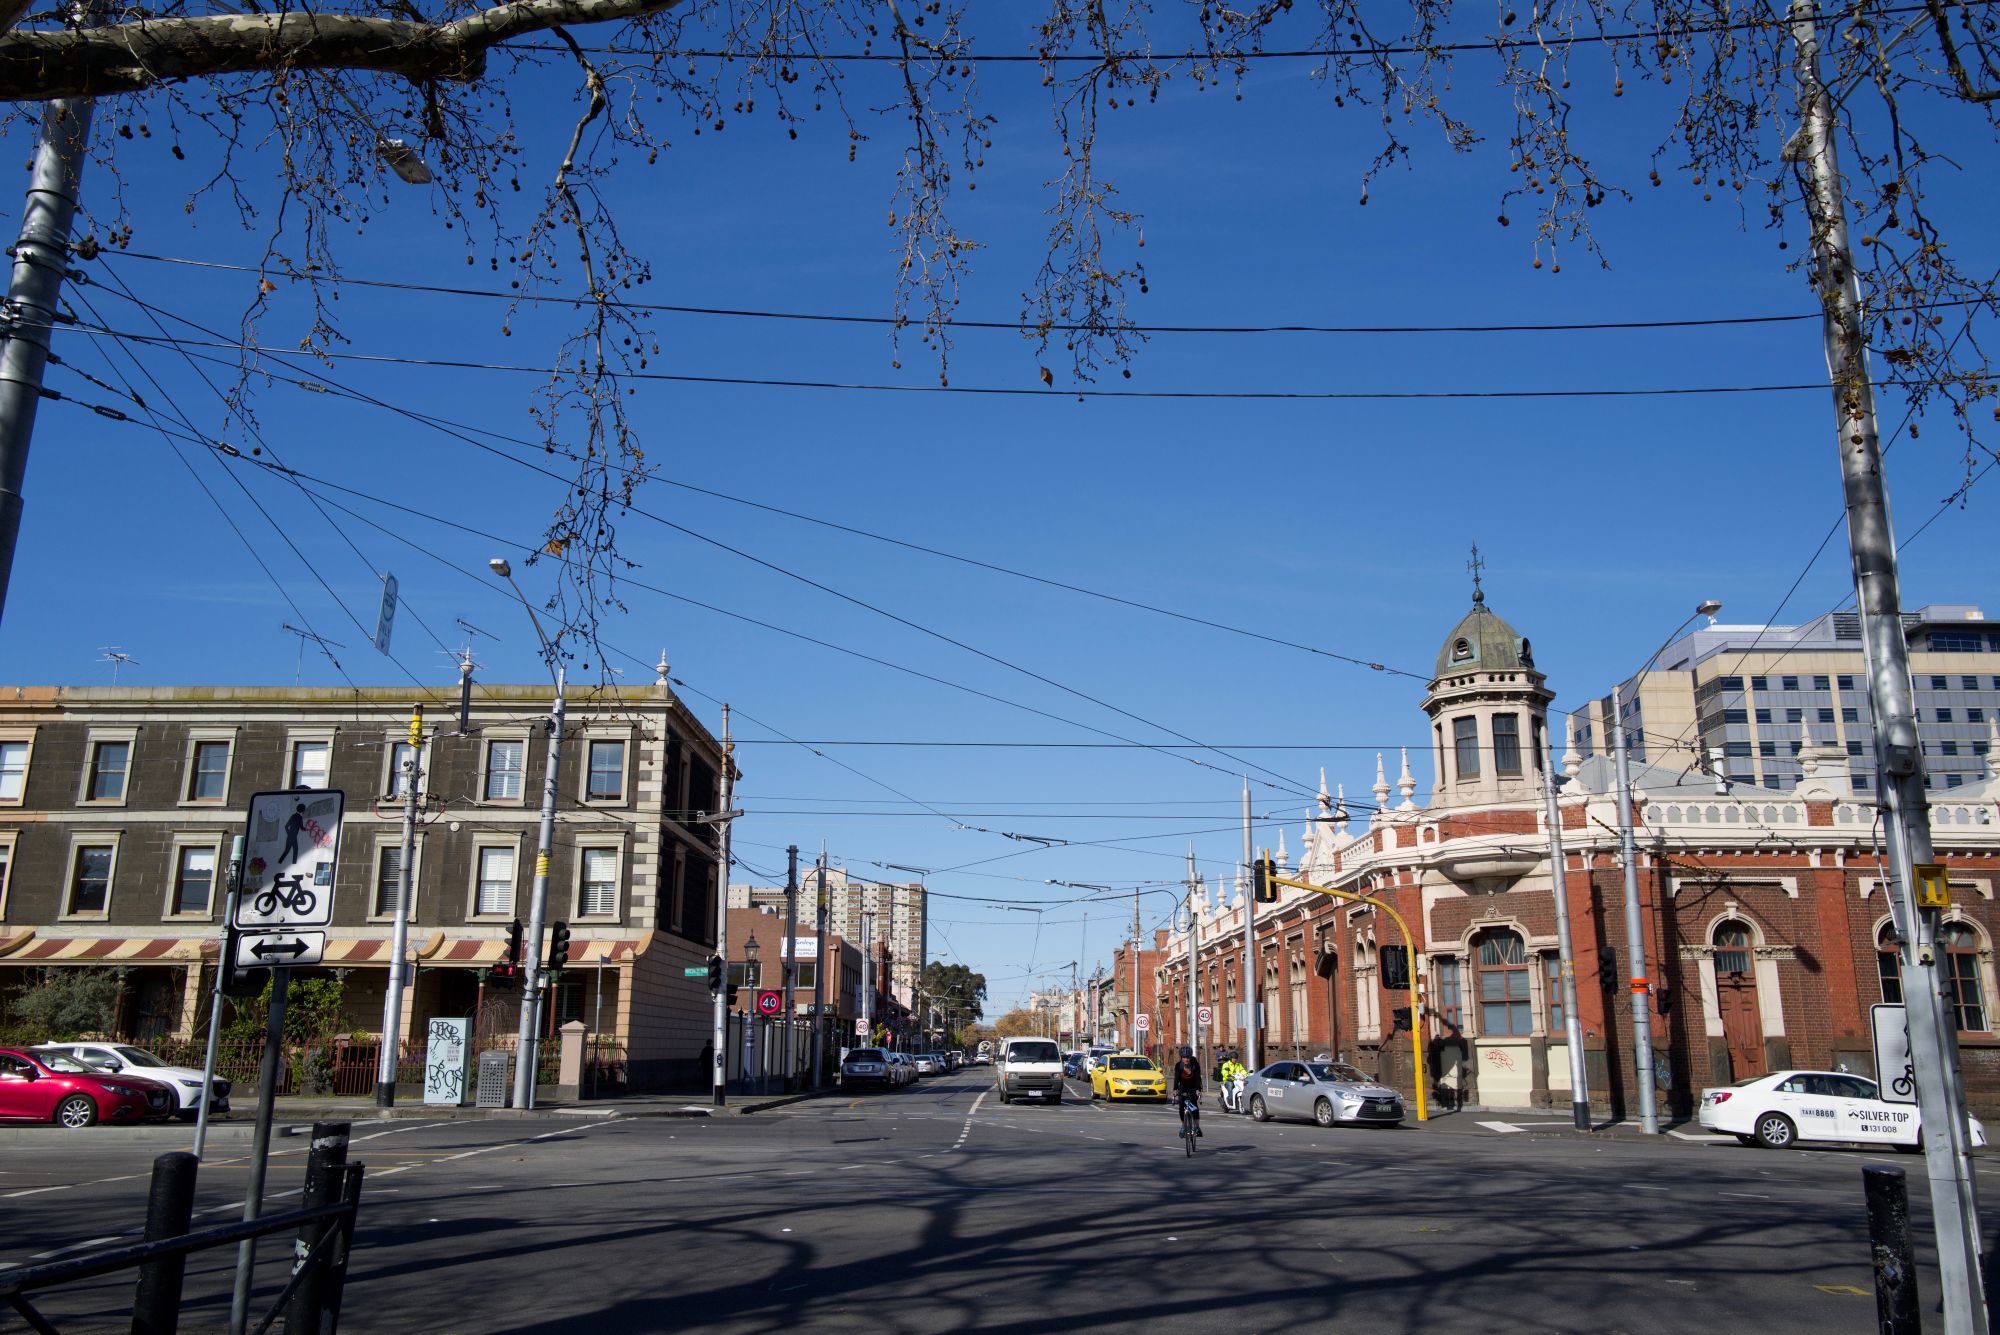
left=1063, top=1054, right=1086, bottom=1079
left=1698, top=1069, right=1990, bottom=1150
left=1089, top=1054, right=1167, bottom=1102
left=841, top=1047, right=899, bottom=1092
left=36, top=1042, right=231, bottom=1122
left=0, top=1047, right=175, bottom=1127
left=1242, top=1059, right=1405, bottom=1127
left=1084, top=1045, right=1116, bottom=1073
left=888, top=1053, right=916, bottom=1086
left=914, top=1054, right=940, bottom=1077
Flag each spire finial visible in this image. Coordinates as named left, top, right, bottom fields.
left=1468, top=543, right=1486, bottom=606
left=1372, top=753, right=1391, bottom=806
left=1334, top=783, right=1350, bottom=834
left=654, top=649, right=671, bottom=687
left=1398, top=746, right=1418, bottom=808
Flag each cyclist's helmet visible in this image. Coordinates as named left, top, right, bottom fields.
left=1179, top=1046, right=1194, bottom=1059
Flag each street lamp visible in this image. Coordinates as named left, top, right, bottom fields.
left=1612, top=597, right=1721, bottom=1136
left=744, top=933, right=762, bottom=1094
left=490, top=555, right=567, bottom=1111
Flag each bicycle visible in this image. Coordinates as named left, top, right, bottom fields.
left=1178, top=1091, right=1201, bottom=1156
left=251, top=874, right=316, bottom=919
left=1892, top=1065, right=1916, bottom=1099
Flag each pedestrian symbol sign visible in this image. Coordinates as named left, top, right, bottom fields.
left=234, top=789, right=345, bottom=930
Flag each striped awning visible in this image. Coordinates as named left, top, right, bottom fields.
left=0, top=932, right=208, bottom=963
left=326, top=935, right=641, bottom=966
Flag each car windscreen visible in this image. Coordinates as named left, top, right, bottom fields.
left=39, top=1053, right=97, bottom=1074
left=1107, top=1057, right=1154, bottom=1071
left=1308, top=1062, right=1370, bottom=1083
left=1007, top=1042, right=1061, bottom=1063
left=115, top=1047, right=167, bottom=1067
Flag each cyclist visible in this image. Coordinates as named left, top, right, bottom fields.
left=1171, top=1045, right=1203, bottom=1138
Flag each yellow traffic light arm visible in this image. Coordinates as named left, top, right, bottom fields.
left=1263, top=861, right=1428, bottom=1123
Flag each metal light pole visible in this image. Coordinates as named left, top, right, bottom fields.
left=811, top=846, right=828, bottom=1087
left=1542, top=743, right=1590, bottom=1130
left=491, top=557, right=566, bottom=1112
left=860, top=913, right=874, bottom=1047
left=782, top=846, right=799, bottom=1092
left=1790, top=6, right=1986, bottom=1325
left=1240, top=777, right=1259, bottom=1070
left=375, top=704, right=423, bottom=1107
left=191, top=836, right=243, bottom=1159
left=1185, top=844, right=1202, bottom=1073
left=0, top=0, right=98, bottom=627
left=708, top=705, right=736, bottom=1107
left=1612, top=598, right=1721, bottom=1136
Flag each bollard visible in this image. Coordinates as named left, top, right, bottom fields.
left=131, top=1151, right=199, bottom=1335
left=1863, top=1164, right=1921, bottom=1335
left=283, top=1121, right=351, bottom=1335
left=320, top=1161, right=367, bottom=1332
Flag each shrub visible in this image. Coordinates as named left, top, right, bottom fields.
left=7, top=968, right=125, bottom=1039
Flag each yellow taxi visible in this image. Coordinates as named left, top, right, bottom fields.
left=1089, top=1053, right=1167, bottom=1101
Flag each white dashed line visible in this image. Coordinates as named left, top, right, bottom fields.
left=5, top=1186, right=69, bottom=1198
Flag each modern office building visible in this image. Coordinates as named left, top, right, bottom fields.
left=1571, top=604, right=1999, bottom=793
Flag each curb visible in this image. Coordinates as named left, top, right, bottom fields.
left=0, top=1121, right=319, bottom=1148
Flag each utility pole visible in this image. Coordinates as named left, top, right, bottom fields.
left=1185, top=844, right=1202, bottom=1072
left=1542, top=742, right=1590, bottom=1130
left=1791, top=5, right=1986, bottom=1326
left=1130, top=883, right=1142, bottom=1054
left=711, top=705, right=734, bottom=1107
left=782, top=846, right=799, bottom=1092
left=377, top=704, right=423, bottom=1107
left=811, top=845, right=827, bottom=1088
left=1241, top=778, right=1259, bottom=1071
left=861, top=912, right=874, bottom=1046
left=191, top=835, right=243, bottom=1160
left=0, top=0, right=98, bottom=626
left=1610, top=680, right=1660, bottom=1135
left=511, top=664, right=566, bottom=1110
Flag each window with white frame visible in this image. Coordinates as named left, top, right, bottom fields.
left=290, top=740, right=331, bottom=789
left=171, top=845, right=217, bottom=917
left=185, top=739, right=231, bottom=803
left=474, top=846, right=517, bottom=918
left=372, top=843, right=418, bottom=919
left=1941, top=922, right=1988, bottom=1032
left=0, top=738, right=29, bottom=804
left=385, top=740, right=420, bottom=799
left=578, top=846, right=619, bottom=917
left=483, top=739, right=525, bottom=802
left=84, top=739, right=130, bottom=803
left=66, top=843, right=116, bottom=916
left=585, top=740, right=627, bottom=802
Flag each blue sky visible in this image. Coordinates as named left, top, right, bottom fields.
left=2, top=11, right=1993, bottom=1012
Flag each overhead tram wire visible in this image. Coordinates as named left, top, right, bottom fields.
left=60, top=325, right=1945, bottom=402
left=116, top=249, right=1981, bottom=340
left=72, top=283, right=1328, bottom=806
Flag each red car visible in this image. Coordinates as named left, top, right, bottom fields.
left=0, top=1046, right=176, bottom=1127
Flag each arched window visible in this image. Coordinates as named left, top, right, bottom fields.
left=1940, top=922, right=1987, bottom=1032
left=1877, top=924, right=1902, bottom=1004
left=1474, top=929, right=1531, bottom=1035
left=1713, top=920, right=1754, bottom=976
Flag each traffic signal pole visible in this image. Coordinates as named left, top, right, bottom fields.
left=1241, top=779, right=1259, bottom=1071
left=376, top=704, right=423, bottom=1108
left=1790, top=5, right=1986, bottom=1326
left=782, top=846, right=799, bottom=1092
left=511, top=665, right=566, bottom=1110
left=1261, top=858, right=1427, bottom=1122
left=811, top=846, right=827, bottom=1088
left=711, top=705, right=734, bottom=1107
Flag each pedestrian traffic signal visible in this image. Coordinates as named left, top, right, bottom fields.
left=494, top=918, right=524, bottom=982
left=546, top=921, right=572, bottom=972
left=706, top=954, right=724, bottom=992
left=1253, top=855, right=1277, bottom=904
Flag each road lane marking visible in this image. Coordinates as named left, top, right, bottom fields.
left=4, top=1186, right=70, bottom=1198
left=1719, top=1191, right=1772, bottom=1199
left=1476, top=1121, right=1526, bottom=1134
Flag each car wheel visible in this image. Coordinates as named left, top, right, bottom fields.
left=1314, top=1098, right=1338, bottom=1128
left=1753, top=1112, right=1797, bottom=1149
left=1089, top=1084, right=1098, bottom=1101
left=1249, top=1094, right=1269, bottom=1123
left=55, top=1095, right=98, bottom=1129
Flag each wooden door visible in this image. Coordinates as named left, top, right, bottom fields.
left=1717, top=972, right=1764, bottom=1080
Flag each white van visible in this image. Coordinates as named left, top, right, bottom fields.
left=996, top=1036, right=1066, bottom=1104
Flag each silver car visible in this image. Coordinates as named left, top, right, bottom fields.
left=1242, top=1059, right=1404, bottom=1127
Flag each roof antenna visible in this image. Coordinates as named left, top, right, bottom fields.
left=97, top=646, right=140, bottom=685
left=447, top=618, right=497, bottom=734
left=279, top=624, right=343, bottom=686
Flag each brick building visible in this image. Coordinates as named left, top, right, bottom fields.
left=1107, top=929, right=1170, bottom=1060
left=1160, top=589, right=2000, bottom=1115
left=0, top=680, right=729, bottom=1091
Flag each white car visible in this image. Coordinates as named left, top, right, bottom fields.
left=1698, top=1069, right=1987, bottom=1150
left=914, top=1054, right=940, bottom=1077
left=35, top=1042, right=231, bottom=1122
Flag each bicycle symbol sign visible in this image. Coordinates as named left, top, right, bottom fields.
left=234, top=788, right=346, bottom=930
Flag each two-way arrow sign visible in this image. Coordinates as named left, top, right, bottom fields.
left=233, top=929, right=327, bottom=971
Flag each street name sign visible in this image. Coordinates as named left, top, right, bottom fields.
left=235, top=789, right=345, bottom=931
left=233, top=929, right=327, bottom=969
left=682, top=966, right=709, bottom=978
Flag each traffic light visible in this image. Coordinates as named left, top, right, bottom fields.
left=1596, top=947, right=1618, bottom=993
left=220, top=927, right=266, bottom=997
left=1253, top=855, right=1277, bottom=904
left=706, top=954, right=724, bottom=993
left=726, top=984, right=740, bottom=1008
left=1381, top=944, right=1410, bottom=990
left=546, top=921, right=572, bottom=972
left=494, top=917, right=523, bottom=983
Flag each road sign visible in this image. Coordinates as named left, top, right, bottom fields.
left=755, top=989, right=783, bottom=1016
left=235, top=789, right=345, bottom=930
left=1872, top=1003, right=1915, bottom=1104
left=374, top=573, right=398, bottom=653
left=855, top=1018, right=867, bottom=1036
left=233, top=929, right=327, bottom=969
left=1135, top=1013, right=1149, bottom=1033
left=682, top=966, right=709, bottom=978
left=1197, top=1005, right=1213, bottom=1026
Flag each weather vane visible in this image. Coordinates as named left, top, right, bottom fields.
left=1468, top=544, right=1486, bottom=605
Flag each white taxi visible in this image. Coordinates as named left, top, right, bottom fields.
left=1698, top=1069, right=1988, bottom=1150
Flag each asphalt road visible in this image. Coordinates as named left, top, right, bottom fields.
left=5, top=1070, right=2000, bottom=1333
